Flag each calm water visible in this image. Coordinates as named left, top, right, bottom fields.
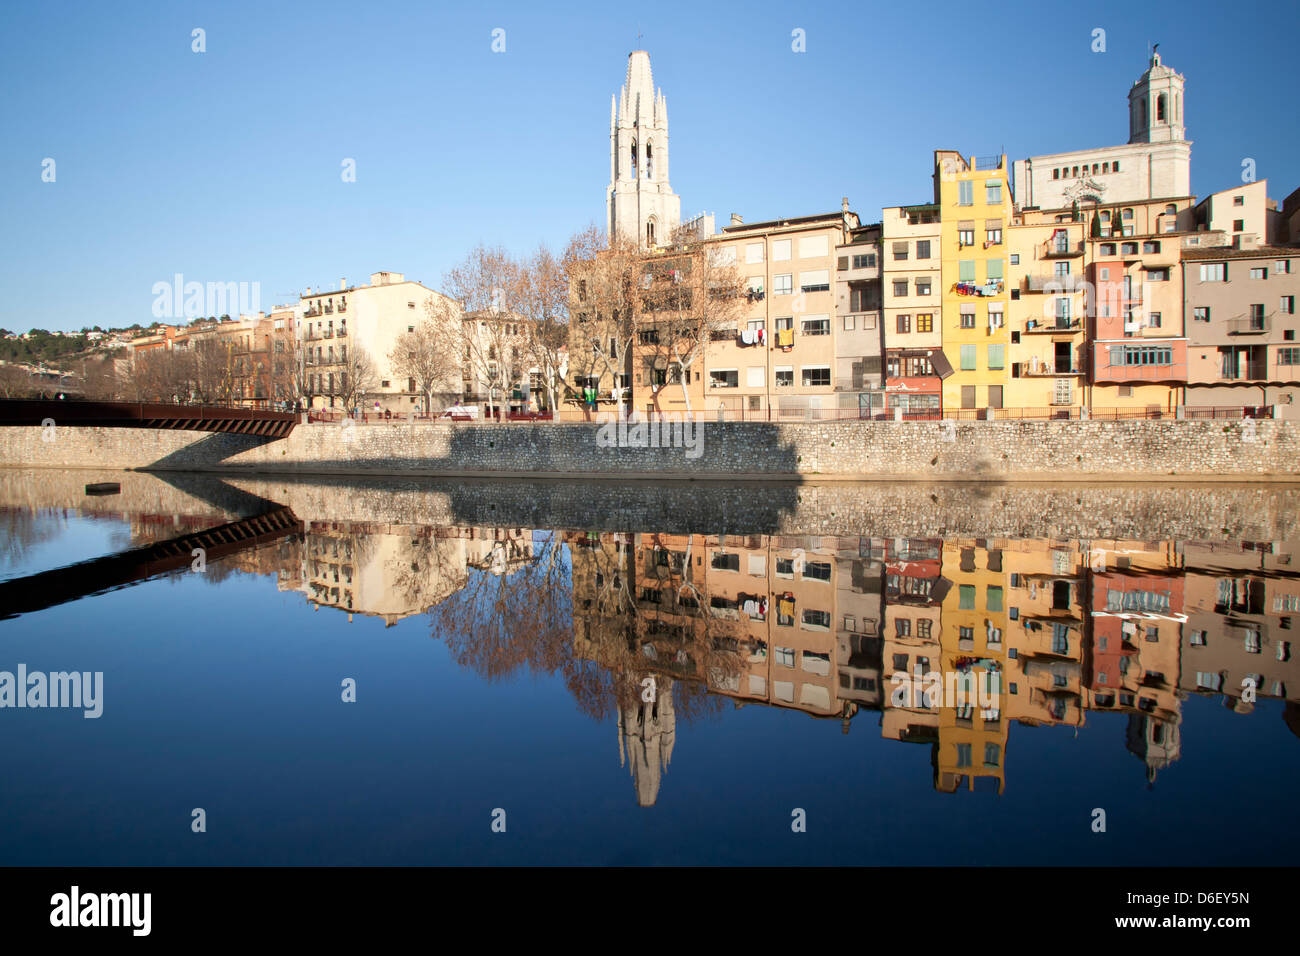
left=0, top=470, right=1297, bottom=865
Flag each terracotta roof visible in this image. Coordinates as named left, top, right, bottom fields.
left=1180, top=244, right=1300, bottom=261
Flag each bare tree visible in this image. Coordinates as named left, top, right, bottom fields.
left=639, top=236, right=747, bottom=414
left=389, top=317, right=460, bottom=416
left=336, top=343, right=378, bottom=414
left=564, top=226, right=646, bottom=418
left=440, top=245, right=528, bottom=421
left=517, top=242, right=571, bottom=414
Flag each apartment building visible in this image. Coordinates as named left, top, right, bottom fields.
left=634, top=208, right=859, bottom=419
left=1086, top=199, right=1194, bottom=413
left=1181, top=245, right=1300, bottom=415
left=1005, top=214, right=1088, bottom=414
left=300, top=271, right=458, bottom=413
left=880, top=203, right=946, bottom=417
left=1191, top=179, right=1283, bottom=248
left=937, top=151, right=1012, bottom=417
left=833, top=225, right=885, bottom=416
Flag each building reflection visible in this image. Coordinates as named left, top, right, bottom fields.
left=79, top=507, right=1300, bottom=806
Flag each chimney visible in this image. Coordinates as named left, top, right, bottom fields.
left=730, top=213, right=743, bottom=226
left=305, top=287, right=312, bottom=296
left=340, top=278, right=346, bottom=290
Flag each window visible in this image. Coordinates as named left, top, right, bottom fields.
left=915, top=278, right=931, bottom=296
left=986, top=259, right=1003, bottom=281
left=896, top=314, right=911, bottom=334
left=1276, top=260, right=1291, bottom=274
left=1234, top=195, right=1245, bottom=206
left=805, top=561, right=831, bottom=582
left=1194, top=307, right=1210, bottom=322
left=801, top=316, right=830, bottom=336
left=986, top=225, right=1002, bottom=245
left=960, top=310, right=976, bottom=329
left=1121, top=242, right=1138, bottom=256
left=984, top=743, right=1000, bottom=767
left=773, top=273, right=793, bottom=295
left=987, top=344, right=1005, bottom=369
left=959, top=585, right=976, bottom=609
left=960, top=344, right=976, bottom=370
left=985, top=181, right=1002, bottom=205
left=1147, top=312, right=1161, bottom=328
left=842, top=314, right=855, bottom=331
left=958, top=181, right=973, bottom=205
left=775, top=646, right=795, bottom=667
left=1009, top=254, right=1019, bottom=265
left=1100, top=243, right=1116, bottom=256
left=916, top=240, right=931, bottom=260
left=1278, top=348, right=1300, bottom=365
left=1200, top=262, right=1227, bottom=282
left=775, top=367, right=793, bottom=387
left=893, top=280, right=909, bottom=298
left=802, top=609, right=831, bottom=629
left=958, top=228, right=975, bottom=246
left=800, top=270, right=830, bottom=292
left=1234, top=220, right=1245, bottom=232
left=987, top=586, right=1003, bottom=612
left=892, top=242, right=909, bottom=261
left=801, top=366, right=831, bottom=387
left=917, top=313, right=933, bottom=333
left=1281, top=296, right=1296, bottom=315
left=1112, top=160, right=1120, bottom=172
left=772, top=239, right=791, bottom=261
left=1142, top=240, right=1161, bottom=254
left=709, top=369, right=738, bottom=388
left=852, top=253, right=876, bottom=269
left=745, top=242, right=764, bottom=263
left=961, top=384, right=976, bottom=408
left=799, top=235, right=829, bottom=258
left=1108, top=345, right=1174, bottom=366
left=1250, top=267, right=1268, bottom=280
left=959, top=260, right=976, bottom=281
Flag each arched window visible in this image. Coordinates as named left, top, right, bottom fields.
left=646, top=219, right=656, bottom=246
left=1139, top=99, right=1146, bottom=127
left=1174, top=93, right=1180, bottom=122
left=645, top=142, right=654, bottom=180
left=1102, top=162, right=1110, bottom=173
left=1157, top=94, right=1166, bottom=122
left=630, top=139, right=638, bottom=178
left=1164, top=204, right=1176, bottom=215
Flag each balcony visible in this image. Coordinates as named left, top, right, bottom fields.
left=323, top=330, right=334, bottom=339
left=1023, top=318, right=1082, bottom=334
left=304, top=308, right=321, bottom=318
left=1227, top=315, right=1271, bottom=335
left=336, top=326, right=347, bottom=338
left=1041, top=239, right=1084, bottom=259
left=337, top=302, right=347, bottom=313
left=1019, top=362, right=1086, bottom=377
left=1025, top=274, right=1086, bottom=293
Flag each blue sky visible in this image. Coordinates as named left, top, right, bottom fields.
left=2, top=0, right=1297, bottom=333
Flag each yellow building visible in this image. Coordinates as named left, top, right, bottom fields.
left=935, top=538, right=1008, bottom=793
left=1005, top=214, right=1089, bottom=414
left=936, top=151, right=1012, bottom=417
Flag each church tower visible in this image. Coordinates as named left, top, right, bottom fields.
left=607, top=50, right=681, bottom=247
left=1128, top=47, right=1187, bottom=144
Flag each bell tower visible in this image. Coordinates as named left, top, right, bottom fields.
left=1128, top=47, right=1186, bottom=145
left=607, top=50, right=681, bottom=247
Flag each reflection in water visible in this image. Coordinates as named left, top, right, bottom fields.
left=217, top=519, right=1299, bottom=806
left=2, top=475, right=1297, bottom=814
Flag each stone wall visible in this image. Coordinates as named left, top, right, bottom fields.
left=1, top=418, right=1297, bottom=480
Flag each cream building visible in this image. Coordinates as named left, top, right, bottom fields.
left=1012, top=51, right=1191, bottom=211
left=299, top=271, right=459, bottom=414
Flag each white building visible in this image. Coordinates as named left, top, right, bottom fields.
left=1012, top=50, right=1191, bottom=211
left=607, top=50, right=682, bottom=247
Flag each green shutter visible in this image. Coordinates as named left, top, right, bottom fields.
left=959, top=260, right=976, bottom=281
left=960, top=345, right=977, bottom=370
left=986, top=259, right=1003, bottom=280
left=987, top=344, right=1005, bottom=369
